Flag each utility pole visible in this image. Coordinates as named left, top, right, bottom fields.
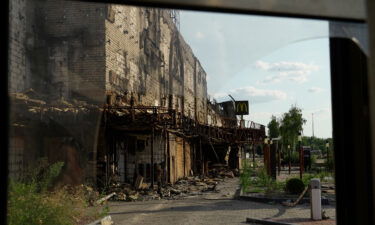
left=312, top=113, right=315, bottom=137
left=311, top=113, right=314, bottom=151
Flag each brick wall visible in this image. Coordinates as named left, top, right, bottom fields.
left=104, top=5, right=209, bottom=122
left=9, top=1, right=210, bottom=118
left=8, top=0, right=27, bottom=92
left=41, top=0, right=107, bottom=103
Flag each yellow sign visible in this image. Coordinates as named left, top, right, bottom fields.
left=235, top=101, right=249, bottom=115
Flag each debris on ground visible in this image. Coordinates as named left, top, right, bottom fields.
left=96, top=192, right=116, bottom=205
left=106, top=166, right=238, bottom=202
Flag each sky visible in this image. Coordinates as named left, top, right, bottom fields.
left=179, top=10, right=332, bottom=138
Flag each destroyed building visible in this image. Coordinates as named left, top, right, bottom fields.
left=8, top=0, right=266, bottom=188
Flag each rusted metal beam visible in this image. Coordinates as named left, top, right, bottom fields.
left=167, top=130, right=170, bottom=183
left=151, top=126, right=155, bottom=188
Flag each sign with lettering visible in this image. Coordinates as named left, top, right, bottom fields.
left=235, top=101, right=249, bottom=115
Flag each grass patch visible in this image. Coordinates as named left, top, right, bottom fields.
left=300, top=171, right=334, bottom=186
left=240, top=160, right=285, bottom=194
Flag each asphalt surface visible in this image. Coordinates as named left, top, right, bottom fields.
left=108, top=178, right=336, bottom=225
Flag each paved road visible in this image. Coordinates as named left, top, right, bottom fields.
left=109, top=178, right=336, bottom=225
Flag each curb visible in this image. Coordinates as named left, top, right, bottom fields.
left=246, top=217, right=295, bottom=225
left=239, top=188, right=330, bottom=205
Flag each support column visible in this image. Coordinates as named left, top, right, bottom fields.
left=163, top=129, right=167, bottom=184
left=183, top=139, right=186, bottom=176
left=263, top=143, right=270, bottom=176
left=167, top=131, right=171, bottom=183
left=151, top=127, right=154, bottom=188
left=135, top=138, right=138, bottom=181
left=270, top=143, right=277, bottom=180
left=252, top=139, right=256, bottom=168
left=200, top=138, right=203, bottom=175
left=277, top=142, right=281, bottom=176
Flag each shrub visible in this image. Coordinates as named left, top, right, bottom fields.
left=257, top=168, right=274, bottom=189
left=302, top=173, right=316, bottom=186
left=255, top=167, right=285, bottom=193
left=240, top=161, right=286, bottom=194
left=283, top=151, right=300, bottom=164
left=7, top=159, right=107, bottom=225
left=8, top=181, right=73, bottom=225
left=286, top=178, right=305, bottom=194
left=311, top=155, right=317, bottom=165
left=240, top=160, right=254, bottom=192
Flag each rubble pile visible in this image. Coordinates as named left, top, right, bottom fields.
left=159, top=176, right=222, bottom=200
left=106, top=166, right=239, bottom=202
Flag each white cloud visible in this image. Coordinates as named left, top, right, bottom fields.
left=213, top=86, right=287, bottom=104
left=194, top=31, right=205, bottom=39
left=308, top=87, right=325, bottom=93
left=255, top=60, right=320, bottom=84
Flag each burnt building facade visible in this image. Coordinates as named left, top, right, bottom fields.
left=8, top=0, right=265, bottom=187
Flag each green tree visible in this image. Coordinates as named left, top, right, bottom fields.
left=267, top=115, right=280, bottom=138
left=279, top=105, right=307, bottom=151
left=301, top=136, right=333, bottom=152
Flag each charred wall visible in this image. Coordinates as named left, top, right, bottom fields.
left=8, top=1, right=238, bottom=186
left=9, top=1, right=209, bottom=121
left=104, top=5, right=208, bottom=122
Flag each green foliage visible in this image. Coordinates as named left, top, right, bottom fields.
left=256, top=168, right=286, bottom=193
left=311, top=155, right=317, bottom=165
left=40, top=161, right=65, bottom=192
left=301, top=173, right=316, bottom=187
left=17, top=158, right=63, bottom=192
left=301, top=172, right=334, bottom=186
left=240, top=160, right=254, bottom=193
left=267, top=115, right=280, bottom=138
left=7, top=161, right=71, bottom=225
left=7, top=160, right=106, bottom=225
left=283, top=151, right=300, bottom=164
left=279, top=105, right=306, bottom=151
left=7, top=181, right=73, bottom=225
left=301, top=136, right=333, bottom=154
left=240, top=162, right=285, bottom=194
left=286, top=178, right=305, bottom=194
left=256, top=168, right=273, bottom=190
